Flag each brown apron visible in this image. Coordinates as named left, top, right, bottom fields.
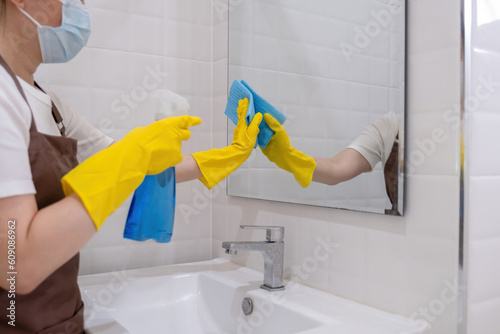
left=384, top=134, right=400, bottom=215
left=0, top=55, right=84, bottom=333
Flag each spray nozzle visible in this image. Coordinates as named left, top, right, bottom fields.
left=150, top=89, right=190, bottom=120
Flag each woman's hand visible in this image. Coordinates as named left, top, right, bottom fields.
left=191, top=98, right=262, bottom=189
left=62, top=115, right=201, bottom=230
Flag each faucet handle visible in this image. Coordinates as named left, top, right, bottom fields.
left=240, top=225, right=284, bottom=242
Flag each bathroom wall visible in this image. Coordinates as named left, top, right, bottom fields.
left=35, top=0, right=214, bottom=274
left=465, top=0, right=500, bottom=333
left=212, top=1, right=462, bottom=333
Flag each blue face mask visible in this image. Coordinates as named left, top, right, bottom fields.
left=19, top=0, right=91, bottom=64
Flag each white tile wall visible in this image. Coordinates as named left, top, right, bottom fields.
left=213, top=1, right=462, bottom=334
left=466, top=1, right=500, bottom=333
left=35, top=0, right=214, bottom=275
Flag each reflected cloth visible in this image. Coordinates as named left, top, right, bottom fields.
left=224, top=79, right=286, bottom=148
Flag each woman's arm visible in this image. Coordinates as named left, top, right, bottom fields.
left=0, top=193, right=95, bottom=294
left=312, top=148, right=372, bottom=186
left=0, top=115, right=201, bottom=294
left=175, top=154, right=203, bottom=183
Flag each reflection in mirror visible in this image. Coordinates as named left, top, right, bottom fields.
left=227, top=0, right=406, bottom=215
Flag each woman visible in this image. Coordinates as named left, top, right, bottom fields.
left=0, top=0, right=262, bottom=332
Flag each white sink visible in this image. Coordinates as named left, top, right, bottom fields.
left=78, top=259, right=430, bottom=334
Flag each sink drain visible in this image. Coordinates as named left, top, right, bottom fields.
left=242, top=297, right=253, bottom=315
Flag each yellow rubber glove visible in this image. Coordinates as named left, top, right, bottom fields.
left=260, top=113, right=316, bottom=188
left=192, top=98, right=262, bottom=189
left=62, top=115, right=202, bottom=230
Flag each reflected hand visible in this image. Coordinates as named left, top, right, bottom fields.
left=260, top=114, right=316, bottom=188
left=192, top=98, right=262, bottom=189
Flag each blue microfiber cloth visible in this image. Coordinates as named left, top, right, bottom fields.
left=224, top=79, right=286, bottom=148
left=225, top=79, right=256, bottom=127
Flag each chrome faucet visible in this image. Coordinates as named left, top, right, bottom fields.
left=222, top=225, right=285, bottom=292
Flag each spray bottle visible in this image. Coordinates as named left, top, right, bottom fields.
left=123, top=90, right=190, bottom=243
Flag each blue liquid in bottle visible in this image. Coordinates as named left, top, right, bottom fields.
left=123, top=167, right=176, bottom=243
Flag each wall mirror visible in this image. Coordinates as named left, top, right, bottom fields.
left=227, top=0, right=407, bottom=215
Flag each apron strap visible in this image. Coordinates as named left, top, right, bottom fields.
left=34, top=82, right=67, bottom=137
left=383, top=133, right=400, bottom=215
left=0, top=54, right=66, bottom=137
left=0, top=55, right=31, bottom=106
